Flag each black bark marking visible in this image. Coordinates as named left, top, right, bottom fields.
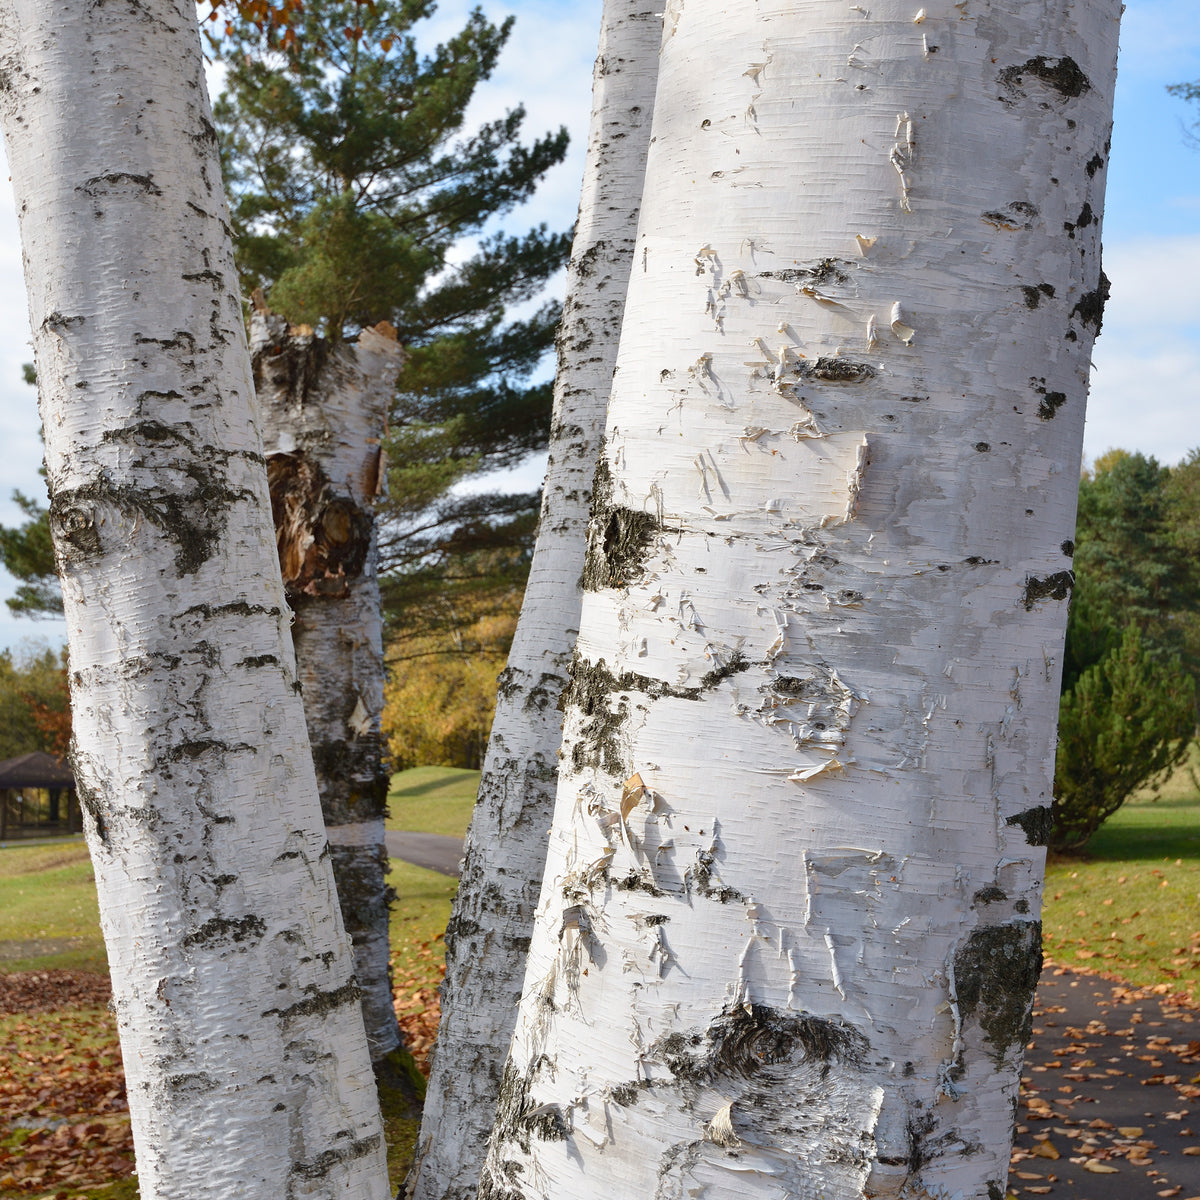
left=1020, top=282, right=1056, bottom=309
left=1006, top=806, right=1052, bottom=847
left=252, top=322, right=330, bottom=407
left=492, top=1060, right=567, bottom=1155
left=1023, top=570, right=1074, bottom=609
left=71, top=769, right=108, bottom=845
left=309, top=738, right=389, bottom=823
left=182, top=914, right=267, bottom=950
left=181, top=269, right=224, bottom=288
left=78, top=172, right=162, bottom=197
left=166, top=1072, right=217, bottom=1095
left=972, top=886, right=1007, bottom=906
left=268, top=453, right=372, bottom=599
left=953, top=922, right=1042, bottom=1064
left=684, top=847, right=744, bottom=904
left=167, top=738, right=251, bottom=762
left=48, top=457, right=249, bottom=575
left=179, top=600, right=283, bottom=622
left=1071, top=271, right=1111, bottom=332
left=998, top=56, right=1091, bottom=99
left=287, top=1134, right=383, bottom=1189
left=42, top=312, right=86, bottom=333
left=614, top=869, right=665, bottom=897
left=1061, top=540, right=1075, bottom=557
left=982, top=201, right=1038, bottom=231
left=1085, top=153, right=1105, bottom=178
left=265, top=980, right=361, bottom=1024
left=798, top=357, right=874, bottom=384
left=562, top=653, right=740, bottom=773
left=1030, top=377, right=1068, bottom=421
left=699, top=651, right=749, bottom=688
left=757, top=258, right=849, bottom=285
left=236, top=654, right=279, bottom=669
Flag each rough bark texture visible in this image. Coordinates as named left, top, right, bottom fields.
left=252, top=308, right=404, bottom=1064
left=482, top=3, right=1120, bottom=1199
left=0, top=2, right=389, bottom=1196
left=407, top=5, right=662, bottom=1197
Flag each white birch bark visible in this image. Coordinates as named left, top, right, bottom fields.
left=408, top=4, right=661, bottom=1196
left=0, top=2, right=389, bottom=1196
left=482, top=3, right=1120, bottom=1199
left=251, top=308, right=404, bottom=1064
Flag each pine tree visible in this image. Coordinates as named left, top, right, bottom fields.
left=214, top=0, right=571, bottom=634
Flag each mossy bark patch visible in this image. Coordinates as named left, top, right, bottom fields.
left=953, top=922, right=1042, bottom=1064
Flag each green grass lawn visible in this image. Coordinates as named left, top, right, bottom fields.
left=1042, top=746, right=1200, bottom=997
left=0, top=840, right=107, bottom=974
left=386, top=766, right=478, bottom=837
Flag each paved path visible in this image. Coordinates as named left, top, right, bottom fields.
left=386, top=831, right=464, bottom=877
left=378, top=831, right=1200, bottom=1197
left=1012, top=965, right=1200, bottom=1198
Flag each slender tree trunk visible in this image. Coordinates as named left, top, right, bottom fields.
left=408, top=4, right=662, bottom=1196
left=482, top=3, right=1120, bottom=1198
left=0, top=3, right=389, bottom=1196
left=251, top=306, right=405, bottom=1065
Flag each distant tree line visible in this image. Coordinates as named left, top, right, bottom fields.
left=1052, top=449, right=1200, bottom=849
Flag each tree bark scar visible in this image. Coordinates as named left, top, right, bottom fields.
left=267, top=452, right=372, bottom=598
left=951, top=922, right=1042, bottom=1064
left=653, top=1003, right=869, bottom=1084
left=1022, top=570, right=1074, bottom=609
left=998, top=56, right=1091, bottom=101
left=78, top=171, right=162, bottom=196
left=582, top=457, right=662, bottom=591
left=491, top=1062, right=569, bottom=1156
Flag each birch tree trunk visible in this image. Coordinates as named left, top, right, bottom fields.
left=0, top=2, right=389, bottom=1196
left=251, top=306, right=405, bottom=1065
left=407, top=6, right=661, bottom=1196
left=482, top=3, right=1120, bottom=1198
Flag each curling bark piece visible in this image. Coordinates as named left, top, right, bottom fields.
left=0, top=0, right=389, bottom=1195
left=251, top=304, right=405, bottom=1063
left=407, top=3, right=663, bottom=1197
left=483, top=1, right=1120, bottom=1198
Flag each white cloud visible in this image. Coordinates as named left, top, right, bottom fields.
left=1085, top=233, right=1200, bottom=465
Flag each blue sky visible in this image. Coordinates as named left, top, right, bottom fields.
left=0, top=0, right=1196, bottom=654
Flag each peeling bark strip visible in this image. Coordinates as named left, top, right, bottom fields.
left=408, top=4, right=663, bottom=1197
left=484, top=2, right=1120, bottom=1197
left=0, top=2, right=389, bottom=1196
left=252, top=310, right=404, bottom=1063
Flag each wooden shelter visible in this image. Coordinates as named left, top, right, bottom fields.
left=0, top=751, right=78, bottom=839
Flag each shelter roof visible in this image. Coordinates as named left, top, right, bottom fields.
left=0, top=751, right=75, bottom=789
